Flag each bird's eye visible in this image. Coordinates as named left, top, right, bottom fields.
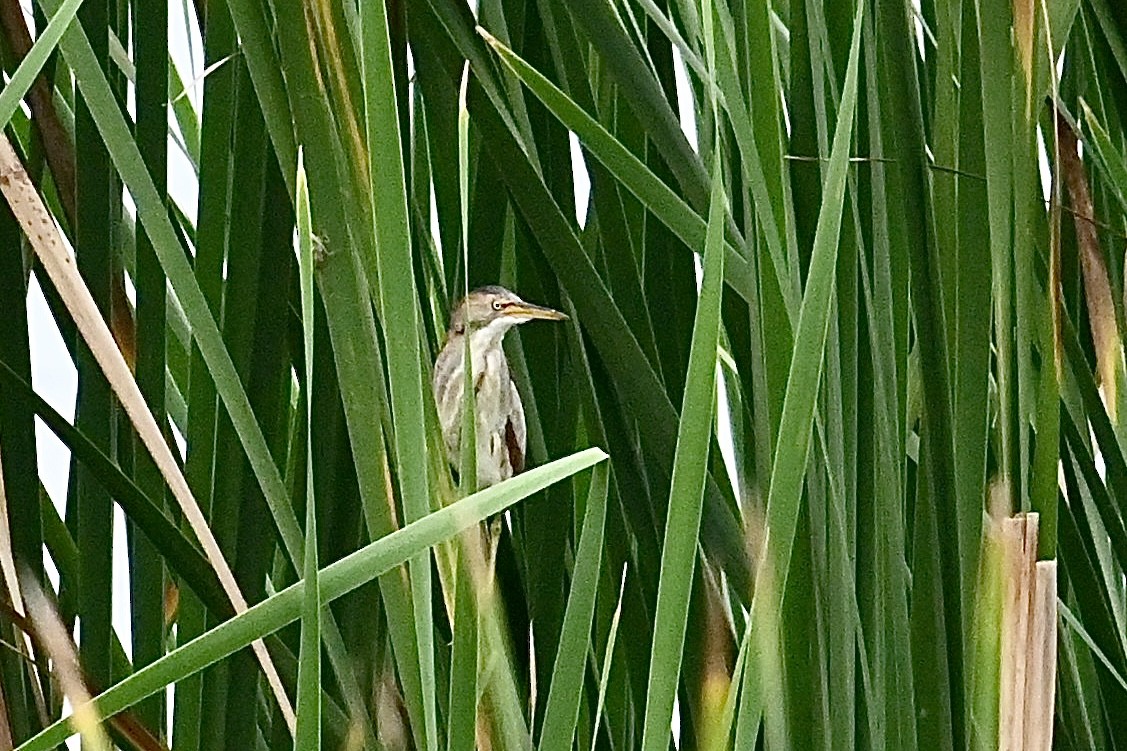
left=492, top=300, right=503, bottom=311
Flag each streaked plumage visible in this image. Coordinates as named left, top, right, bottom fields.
left=432, top=286, right=566, bottom=487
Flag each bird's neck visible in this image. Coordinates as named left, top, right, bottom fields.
left=447, top=319, right=516, bottom=368
left=472, top=319, right=515, bottom=352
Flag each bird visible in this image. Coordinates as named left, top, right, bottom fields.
left=432, top=286, right=567, bottom=488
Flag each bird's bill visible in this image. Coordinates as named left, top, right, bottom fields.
left=506, top=302, right=569, bottom=321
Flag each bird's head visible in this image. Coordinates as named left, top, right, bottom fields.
left=447, top=286, right=567, bottom=337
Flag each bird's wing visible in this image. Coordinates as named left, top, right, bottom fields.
left=505, top=379, right=526, bottom=475
left=432, top=346, right=462, bottom=460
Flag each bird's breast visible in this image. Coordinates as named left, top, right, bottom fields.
left=432, top=329, right=526, bottom=486
left=434, top=334, right=513, bottom=431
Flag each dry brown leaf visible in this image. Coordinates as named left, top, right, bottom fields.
left=20, top=574, right=112, bottom=751
left=1057, top=112, right=1123, bottom=421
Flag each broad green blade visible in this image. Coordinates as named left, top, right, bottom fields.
left=478, top=28, right=756, bottom=306
left=740, top=4, right=864, bottom=748
left=640, top=154, right=727, bottom=751
left=39, top=0, right=306, bottom=587
left=538, top=463, right=609, bottom=751
left=360, top=2, right=439, bottom=749
left=294, top=152, right=321, bottom=751
left=18, top=449, right=607, bottom=751
left=457, top=64, right=479, bottom=494
left=0, top=0, right=85, bottom=130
